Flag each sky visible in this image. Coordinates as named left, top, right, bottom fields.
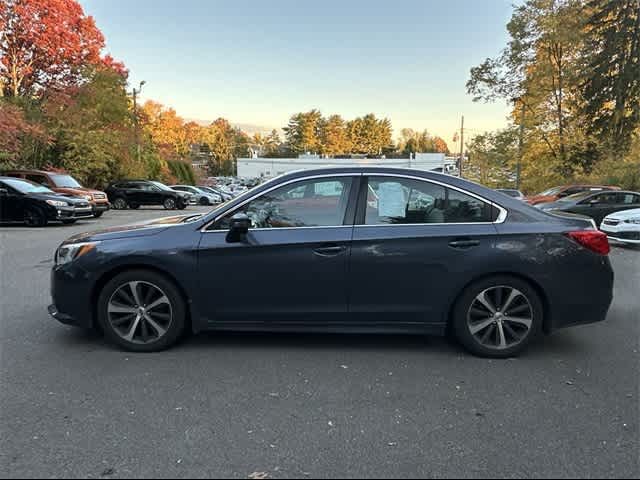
left=81, top=0, right=514, bottom=144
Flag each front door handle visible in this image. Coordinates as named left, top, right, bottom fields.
left=313, top=245, right=347, bottom=257
left=449, top=239, right=480, bottom=250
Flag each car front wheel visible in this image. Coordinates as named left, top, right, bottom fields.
left=24, top=208, right=47, bottom=227
left=97, top=270, right=186, bottom=352
left=163, top=198, right=177, bottom=210
left=452, top=276, right=543, bottom=358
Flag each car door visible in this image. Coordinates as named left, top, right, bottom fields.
left=348, top=175, right=501, bottom=328
left=0, top=182, right=24, bottom=222
left=197, top=175, right=358, bottom=326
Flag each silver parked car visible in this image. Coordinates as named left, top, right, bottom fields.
left=170, top=185, right=222, bottom=206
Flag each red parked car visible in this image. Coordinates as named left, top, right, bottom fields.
left=526, top=184, right=620, bottom=206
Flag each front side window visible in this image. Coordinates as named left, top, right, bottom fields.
left=214, top=177, right=353, bottom=230
left=365, top=177, right=496, bottom=225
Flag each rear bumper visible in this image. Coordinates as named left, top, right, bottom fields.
left=545, top=257, right=614, bottom=332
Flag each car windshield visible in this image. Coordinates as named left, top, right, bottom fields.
left=1, top=178, right=54, bottom=194
left=150, top=181, right=173, bottom=191
left=50, top=174, right=82, bottom=188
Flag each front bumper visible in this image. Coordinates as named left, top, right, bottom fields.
left=92, top=202, right=110, bottom=213
left=49, top=265, right=95, bottom=329
left=601, top=226, right=640, bottom=245
left=53, top=206, right=93, bottom=220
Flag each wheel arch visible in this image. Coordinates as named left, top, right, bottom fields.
left=91, top=263, right=193, bottom=333
left=446, top=271, right=552, bottom=335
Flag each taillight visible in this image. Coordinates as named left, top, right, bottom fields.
left=565, top=230, right=610, bottom=255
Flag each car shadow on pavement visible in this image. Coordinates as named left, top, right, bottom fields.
left=55, top=327, right=592, bottom=359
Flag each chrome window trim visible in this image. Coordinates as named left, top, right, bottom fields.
left=201, top=173, right=361, bottom=232
left=200, top=171, right=508, bottom=233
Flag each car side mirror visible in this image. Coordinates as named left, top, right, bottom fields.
left=589, top=199, right=600, bottom=206
left=226, top=213, right=251, bottom=243
left=0, top=188, right=8, bottom=195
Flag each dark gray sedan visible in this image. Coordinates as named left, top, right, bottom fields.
left=537, top=190, right=640, bottom=225
left=49, top=167, right=614, bottom=358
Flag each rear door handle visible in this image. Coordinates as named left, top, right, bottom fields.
left=313, top=245, right=347, bottom=257
left=449, top=239, right=480, bottom=249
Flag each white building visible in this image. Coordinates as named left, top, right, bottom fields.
left=237, top=153, right=455, bottom=179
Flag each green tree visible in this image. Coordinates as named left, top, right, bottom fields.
left=284, top=110, right=322, bottom=154
left=263, top=129, right=282, bottom=157
left=319, top=115, right=349, bottom=156
left=466, top=129, right=519, bottom=188
left=582, top=0, right=640, bottom=156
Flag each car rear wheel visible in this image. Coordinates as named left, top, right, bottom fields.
left=93, top=211, right=104, bottom=218
left=112, top=198, right=128, bottom=210
left=452, top=276, right=543, bottom=358
left=24, top=208, right=47, bottom=228
left=163, top=198, right=177, bottom=210
left=97, top=270, right=186, bottom=352
left=199, top=197, right=210, bottom=206
left=129, top=203, right=140, bottom=210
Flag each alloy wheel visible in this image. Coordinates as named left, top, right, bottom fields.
left=466, top=286, right=534, bottom=351
left=107, top=281, right=173, bottom=344
left=164, top=198, right=176, bottom=210
left=113, top=198, right=127, bottom=210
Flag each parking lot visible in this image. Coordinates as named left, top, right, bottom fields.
left=0, top=207, right=638, bottom=478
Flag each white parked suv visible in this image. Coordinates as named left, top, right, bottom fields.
left=600, top=208, right=640, bottom=245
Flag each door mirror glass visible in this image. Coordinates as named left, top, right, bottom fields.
left=226, top=213, right=251, bottom=243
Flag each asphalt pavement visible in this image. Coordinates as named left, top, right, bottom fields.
left=1, top=207, right=638, bottom=479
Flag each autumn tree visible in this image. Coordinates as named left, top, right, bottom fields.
left=0, top=0, right=117, bottom=98
left=0, top=100, right=47, bottom=165
left=141, top=101, right=194, bottom=160
left=467, top=0, right=588, bottom=174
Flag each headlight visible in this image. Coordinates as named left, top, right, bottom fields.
left=625, top=218, right=640, bottom=224
left=46, top=200, right=69, bottom=207
left=55, top=242, right=100, bottom=265
left=83, top=195, right=93, bottom=201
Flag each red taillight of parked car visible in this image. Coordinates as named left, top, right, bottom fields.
left=565, top=230, right=610, bottom=255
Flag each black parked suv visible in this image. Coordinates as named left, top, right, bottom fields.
left=0, top=177, right=93, bottom=227
left=105, top=180, right=191, bottom=210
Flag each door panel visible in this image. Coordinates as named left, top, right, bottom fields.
left=349, top=224, right=497, bottom=325
left=197, top=227, right=353, bottom=324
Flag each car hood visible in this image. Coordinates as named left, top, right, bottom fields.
left=55, top=187, right=106, bottom=196
left=605, top=208, right=640, bottom=220
left=62, top=213, right=204, bottom=244
left=28, top=192, right=88, bottom=205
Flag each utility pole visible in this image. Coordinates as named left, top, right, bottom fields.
left=132, top=81, right=146, bottom=163
left=516, top=99, right=526, bottom=191
left=459, top=116, right=464, bottom=178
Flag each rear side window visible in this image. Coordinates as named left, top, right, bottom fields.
left=619, top=193, right=640, bottom=205
left=364, top=177, right=497, bottom=225
left=26, top=174, right=48, bottom=185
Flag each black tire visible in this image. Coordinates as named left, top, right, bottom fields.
left=112, top=198, right=128, bottom=210
left=93, top=211, right=104, bottom=219
left=199, top=197, right=210, bottom=206
left=129, top=203, right=140, bottom=210
left=24, top=208, right=47, bottom=228
left=61, top=219, right=77, bottom=225
left=97, top=270, right=187, bottom=353
left=177, top=203, right=187, bottom=210
left=452, top=275, right=544, bottom=358
left=163, top=198, right=177, bottom=210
